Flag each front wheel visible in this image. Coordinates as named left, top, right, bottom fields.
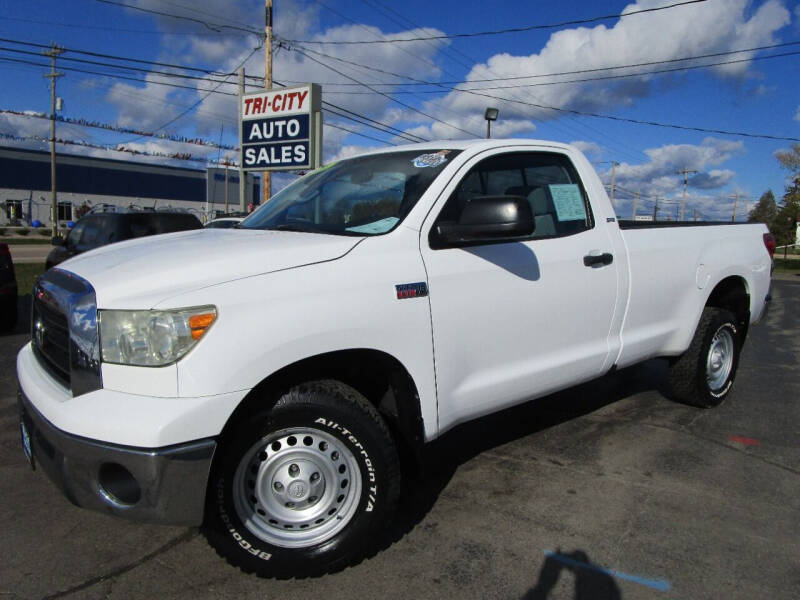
left=668, top=307, right=741, bottom=408
left=203, top=380, right=400, bottom=577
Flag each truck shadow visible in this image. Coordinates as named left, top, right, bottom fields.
left=382, top=359, right=671, bottom=550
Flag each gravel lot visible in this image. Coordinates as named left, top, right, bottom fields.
left=1, top=276, right=798, bottom=600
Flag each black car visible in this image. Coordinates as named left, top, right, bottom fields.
left=46, top=210, right=203, bottom=269
left=0, top=243, right=17, bottom=332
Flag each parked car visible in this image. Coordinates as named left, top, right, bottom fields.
left=0, top=243, right=17, bottom=332
left=205, top=216, right=245, bottom=229
left=18, top=140, right=773, bottom=577
left=45, top=209, right=203, bottom=269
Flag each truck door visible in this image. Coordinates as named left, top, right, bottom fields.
left=420, top=150, right=619, bottom=432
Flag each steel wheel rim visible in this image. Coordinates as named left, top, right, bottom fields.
left=232, top=427, right=362, bottom=548
left=706, top=327, right=734, bottom=391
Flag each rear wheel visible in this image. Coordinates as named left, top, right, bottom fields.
left=668, top=307, right=741, bottom=407
left=203, top=380, right=400, bottom=577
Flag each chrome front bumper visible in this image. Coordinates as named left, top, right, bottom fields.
left=18, top=387, right=216, bottom=526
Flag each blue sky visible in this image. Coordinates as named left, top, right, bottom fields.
left=1, top=0, right=799, bottom=220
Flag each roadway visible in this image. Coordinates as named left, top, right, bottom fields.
left=1, top=275, right=798, bottom=599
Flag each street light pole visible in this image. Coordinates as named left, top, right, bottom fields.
left=484, top=107, right=499, bottom=139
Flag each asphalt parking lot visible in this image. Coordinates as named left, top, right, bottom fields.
left=1, top=276, right=798, bottom=600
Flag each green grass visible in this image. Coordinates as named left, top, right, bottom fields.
left=773, top=258, right=800, bottom=272
left=14, top=263, right=46, bottom=297
left=0, top=237, right=52, bottom=245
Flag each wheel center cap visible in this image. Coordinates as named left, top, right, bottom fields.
left=287, top=480, right=308, bottom=500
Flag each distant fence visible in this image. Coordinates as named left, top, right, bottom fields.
left=775, top=244, right=799, bottom=259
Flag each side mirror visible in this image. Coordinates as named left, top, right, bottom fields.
left=434, top=195, right=535, bottom=247
left=51, top=236, right=65, bottom=246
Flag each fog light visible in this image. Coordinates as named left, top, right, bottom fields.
left=98, top=463, right=141, bottom=505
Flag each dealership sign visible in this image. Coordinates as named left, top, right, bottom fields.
left=240, top=84, right=321, bottom=171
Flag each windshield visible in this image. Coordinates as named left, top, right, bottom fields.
left=239, top=149, right=460, bottom=236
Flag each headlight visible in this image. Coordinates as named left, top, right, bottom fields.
left=99, top=306, right=216, bottom=366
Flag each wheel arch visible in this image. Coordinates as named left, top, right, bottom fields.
left=703, top=275, right=750, bottom=341
left=219, top=349, right=426, bottom=469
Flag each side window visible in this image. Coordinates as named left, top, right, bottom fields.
left=76, top=217, right=105, bottom=251
left=434, top=152, right=594, bottom=243
left=66, top=221, right=86, bottom=246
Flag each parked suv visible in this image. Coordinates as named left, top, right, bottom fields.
left=46, top=209, right=202, bottom=269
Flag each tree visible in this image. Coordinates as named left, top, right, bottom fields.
left=775, top=143, right=800, bottom=176
left=747, top=190, right=777, bottom=224
left=770, top=177, right=800, bottom=247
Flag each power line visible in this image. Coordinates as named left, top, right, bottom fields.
left=287, top=44, right=479, bottom=138
left=0, top=57, right=418, bottom=145
left=341, top=5, right=646, bottom=160
left=0, top=16, right=244, bottom=37
left=94, top=0, right=262, bottom=36
left=0, top=36, right=241, bottom=77
left=318, top=48, right=800, bottom=94
left=0, top=36, right=422, bottom=143
left=293, top=40, right=800, bottom=87
left=310, top=0, right=477, bottom=127
left=121, top=45, right=261, bottom=140
left=284, top=0, right=710, bottom=44
left=323, top=121, right=395, bottom=146
left=0, top=56, right=239, bottom=95
left=0, top=46, right=242, bottom=87
left=280, top=41, right=800, bottom=143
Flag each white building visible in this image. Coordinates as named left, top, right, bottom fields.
left=0, top=147, right=258, bottom=226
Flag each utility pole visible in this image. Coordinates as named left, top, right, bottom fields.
left=653, top=196, right=660, bottom=222
left=238, top=67, right=246, bottom=212
left=731, top=193, right=739, bottom=222
left=676, top=167, right=697, bottom=221
left=693, top=208, right=698, bottom=222
left=632, top=190, right=639, bottom=219
left=224, top=160, right=230, bottom=213
left=609, top=161, right=617, bottom=207
left=262, top=0, right=273, bottom=207
left=44, top=44, right=64, bottom=238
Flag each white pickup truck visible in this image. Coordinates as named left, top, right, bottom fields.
left=17, top=140, right=773, bottom=577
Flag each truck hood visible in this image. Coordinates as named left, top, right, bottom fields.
left=59, top=228, right=362, bottom=308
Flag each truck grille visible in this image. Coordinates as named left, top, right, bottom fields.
left=31, top=269, right=101, bottom=396
left=32, top=293, right=71, bottom=387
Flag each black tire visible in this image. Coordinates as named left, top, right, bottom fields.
left=668, top=307, right=741, bottom=408
left=203, top=380, right=400, bottom=578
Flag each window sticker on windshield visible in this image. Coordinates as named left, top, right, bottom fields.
left=345, top=216, right=400, bottom=234
left=412, top=150, right=451, bottom=168
left=549, top=184, right=586, bottom=221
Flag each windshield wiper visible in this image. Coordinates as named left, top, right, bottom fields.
left=269, top=223, right=332, bottom=234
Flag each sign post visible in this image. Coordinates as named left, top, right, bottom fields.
left=240, top=84, right=322, bottom=178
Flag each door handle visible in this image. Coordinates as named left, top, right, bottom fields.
left=583, top=252, right=614, bottom=267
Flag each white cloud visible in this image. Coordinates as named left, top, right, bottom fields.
left=795, top=105, right=800, bottom=122
left=689, top=169, right=736, bottom=189
left=570, top=140, right=604, bottom=158
left=613, top=137, right=744, bottom=185
left=606, top=138, right=744, bottom=219
left=423, top=0, right=790, bottom=132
